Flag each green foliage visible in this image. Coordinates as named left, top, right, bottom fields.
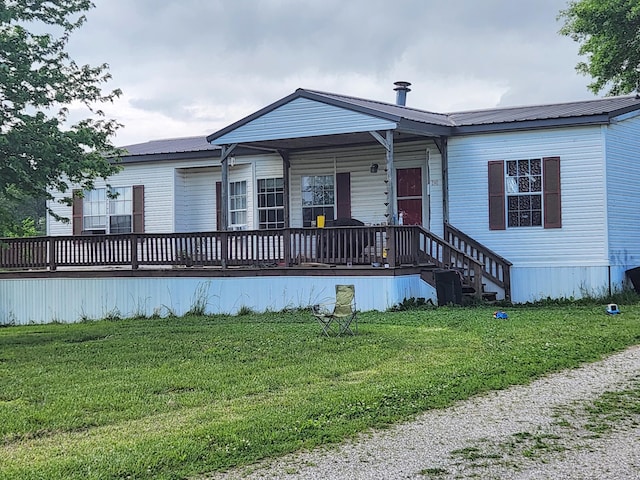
left=236, top=305, right=256, bottom=316
left=559, top=0, right=640, bottom=95
left=1, top=305, right=640, bottom=479
left=0, top=194, right=46, bottom=237
left=1, top=216, right=37, bottom=237
left=518, top=287, right=640, bottom=308
left=388, top=296, right=436, bottom=311
left=0, top=0, right=122, bottom=232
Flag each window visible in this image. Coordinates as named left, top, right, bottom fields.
left=506, top=159, right=542, bottom=227
left=488, top=157, right=561, bottom=230
left=302, top=175, right=334, bottom=227
left=229, top=181, right=247, bottom=228
left=83, top=187, right=133, bottom=233
left=108, top=186, right=133, bottom=233
left=82, top=188, right=107, bottom=231
left=257, top=178, right=284, bottom=229
left=73, top=185, right=144, bottom=235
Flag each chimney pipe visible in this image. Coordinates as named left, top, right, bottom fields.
left=394, top=81, right=411, bottom=106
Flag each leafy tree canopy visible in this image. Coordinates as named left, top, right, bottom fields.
left=0, top=0, right=122, bottom=234
left=559, top=0, right=640, bottom=96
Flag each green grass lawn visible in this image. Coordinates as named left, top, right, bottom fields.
left=1, top=304, right=640, bottom=479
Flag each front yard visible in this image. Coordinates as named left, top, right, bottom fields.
left=1, top=304, right=639, bottom=479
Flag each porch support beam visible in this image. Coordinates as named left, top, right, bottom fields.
left=369, top=130, right=396, bottom=224
left=278, top=150, right=291, bottom=228
left=434, top=136, right=449, bottom=224
left=219, top=144, right=238, bottom=231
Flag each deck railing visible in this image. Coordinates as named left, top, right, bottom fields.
left=0, top=226, right=497, bottom=298
left=0, top=227, right=390, bottom=270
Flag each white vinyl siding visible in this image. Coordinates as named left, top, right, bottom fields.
left=213, top=97, right=397, bottom=144
left=427, top=148, right=443, bottom=235
left=605, top=111, right=640, bottom=269
left=448, top=126, right=608, bottom=268
left=175, top=167, right=217, bottom=232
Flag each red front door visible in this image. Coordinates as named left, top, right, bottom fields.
left=396, top=168, right=422, bottom=226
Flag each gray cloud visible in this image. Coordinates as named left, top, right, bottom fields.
left=64, top=0, right=592, bottom=145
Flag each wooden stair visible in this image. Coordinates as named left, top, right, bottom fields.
left=421, top=268, right=497, bottom=305
left=462, top=284, right=498, bottom=303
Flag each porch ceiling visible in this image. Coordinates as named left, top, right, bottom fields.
left=230, top=130, right=431, bottom=153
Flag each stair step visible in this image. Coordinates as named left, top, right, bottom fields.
left=462, top=289, right=498, bottom=301
left=482, top=291, right=498, bottom=301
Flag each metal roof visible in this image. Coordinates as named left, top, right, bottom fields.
left=207, top=89, right=640, bottom=149
left=302, top=89, right=455, bottom=127
left=116, top=91, right=640, bottom=159
left=301, top=90, right=640, bottom=132
left=121, top=136, right=218, bottom=156
left=113, top=136, right=220, bottom=163
left=448, top=95, right=640, bottom=127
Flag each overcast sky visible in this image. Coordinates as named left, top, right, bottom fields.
left=65, top=0, right=595, bottom=147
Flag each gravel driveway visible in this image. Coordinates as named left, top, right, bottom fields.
left=206, top=345, right=640, bottom=480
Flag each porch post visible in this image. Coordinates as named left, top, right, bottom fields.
left=369, top=130, right=397, bottom=224
left=386, top=130, right=396, bottom=224
left=220, top=144, right=237, bottom=270
left=439, top=136, right=449, bottom=224
left=279, top=150, right=291, bottom=228
left=220, top=146, right=229, bottom=231
left=219, top=143, right=238, bottom=232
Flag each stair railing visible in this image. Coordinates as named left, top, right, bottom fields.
left=405, top=226, right=484, bottom=299
left=443, top=223, right=512, bottom=301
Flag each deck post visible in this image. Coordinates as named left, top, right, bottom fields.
left=221, top=231, right=228, bottom=269
left=48, top=237, right=56, bottom=271
left=411, top=227, right=420, bottom=264
left=472, top=262, right=483, bottom=300
left=386, top=226, right=396, bottom=268
left=283, top=228, right=291, bottom=267
left=131, top=234, right=139, bottom=270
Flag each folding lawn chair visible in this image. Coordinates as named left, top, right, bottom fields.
left=312, top=284, right=357, bottom=336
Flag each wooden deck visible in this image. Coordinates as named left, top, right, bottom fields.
left=0, top=225, right=511, bottom=300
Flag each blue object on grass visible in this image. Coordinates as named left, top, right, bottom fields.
left=606, top=303, right=620, bottom=315
left=493, top=311, right=508, bottom=319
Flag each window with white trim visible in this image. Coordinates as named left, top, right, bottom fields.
left=301, top=175, right=334, bottom=227
left=229, top=181, right=247, bottom=228
left=257, top=178, right=284, bottom=229
left=108, top=186, right=133, bottom=233
left=506, top=159, right=542, bottom=227
left=82, top=186, right=133, bottom=233
left=83, top=188, right=107, bottom=232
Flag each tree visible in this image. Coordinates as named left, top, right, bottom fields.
left=559, top=0, right=640, bottom=96
left=0, top=193, right=45, bottom=237
left=0, top=0, right=122, bottom=235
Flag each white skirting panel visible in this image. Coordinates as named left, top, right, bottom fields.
left=509, top=265, right=623, bottom=303
left=0, top=275, right=437, bottom=325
